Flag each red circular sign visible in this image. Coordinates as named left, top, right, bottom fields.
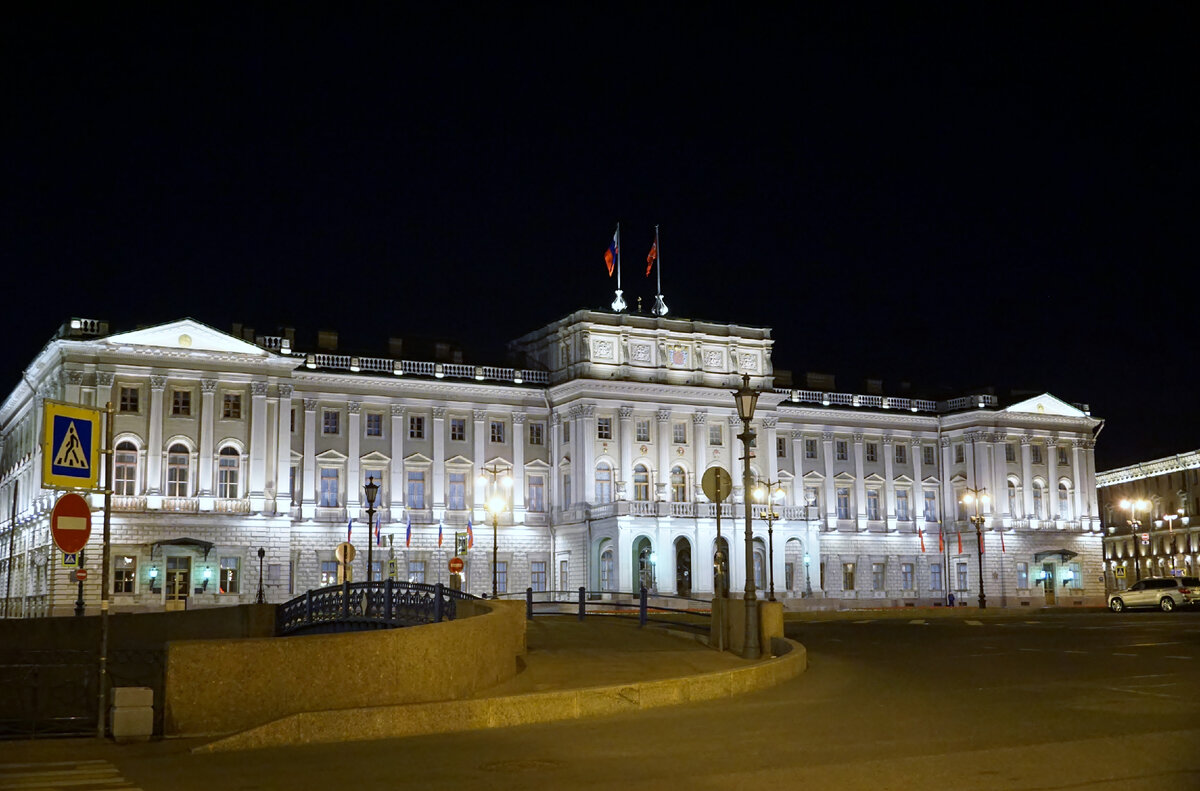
left=51, top=493, right=92, bottom=554
left=75, top=568, right=88, bottom=582
left=448, top=556, right=465, bottom=574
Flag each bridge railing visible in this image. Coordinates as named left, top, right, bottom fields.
left=276, top=580, right=477, bottom=636
left=493, top=587, right=712, bottom=632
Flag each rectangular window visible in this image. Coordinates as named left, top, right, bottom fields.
left=777, top=437, right=787, bottom=458
left=804, top=486, right=820, bottom=516
left=636, top=419, right=650, bottom=443
left=448, top=473, right=466, bottom=510
left=836, top=487, right=851, bottom=519
left=370, top=560, right=382, bottom=582
left=408, top=560, right=426, bottom=584
left=597, top=417, right=612, bottom=440
left=223, top=393, right=242, bottom=419
left=365, top=413, right=383, bottom=437
left=119, top=386, right=139, bottom=413
left=320, top=560, right=339, bottom=586
left=896, top=489, right=910, bottom=521
left=673, top=422, right=687, bottom=444
left=114, top=555, right=137, bottom=594
left=322, top=409, right=340, bottom=435
left=956, top=490, right=968, bottom=521
left=601, top=552, right=614, bottom=591
left=930, top=563, right=943, bottom=591
left=872, top=563, right=885, bottom=591
left=407, top=471, right=426, bottom=509
left=219, top=556, right=241, bottom=594
left=450, top=418, right=466, bottom=441
left=290, top=408, right=296, bottom=433
left=490, top=420, right=506, bottom=444
left=166, top=448, right=189, bottom=497
left=563, top=473, right=572, bottom=506
left=171, top=389, right=191, bottom=416
left=923, top=445, right=934, bottom=466
left=527, top=475, right=545, bottom=512
left=531, top=561, right=547, bottom=592
left=895, top=443, right=907, bottom=464
left=805, top=439, right=817, bottom=459
left=956, top=562, right=969, bottom=592
left=114, top=445, right=137, bottom=496
left=1017, top=562, right=1029, bottom=588
left=495, top=561, right=508, bottom=594
left=562, top=420, right=570, bottom=443
left=836, top=440, right=848, bottom=461
left=709, top=424, right=722, bottom=446
left=409, top=416, right=425, bottom=439
left=529, top=422, right=544, bottom=445
left=842, top=563, right=855, bottom=591
left=865, top=443, right=877, bottom=463
left=866, top=489, right=881, bottom=521
left=319, top=468, right=339, bottom=507
left=954, top=444, right=964, bottom=464
left=1068, top=562, right=1081, bottom=588
left=901, top=563, right=914, bottom=590
left=1058, top=446, right=1069, bottom=466
left=924, top=491, right=938, bottom=522
left=1006, top=443, right=1016, bottom=462
left=560, top=559, right=569, bottom=591
left=1031, top=445, right=1042, bottom=464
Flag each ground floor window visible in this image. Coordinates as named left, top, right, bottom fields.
left=114, top=555, right=137, bottom=594
left=495, top=561, right=508, bottom=594
left=408, top=560, right=426, bottom=584
left=220, top=556, right=241, bottom=594
left=872, top=563, right=885, bottom=591
left=901, top=563, right=914, bottom=590
left=956, top=562, right=969, bottom=592
left=930, top=563, right=942, bottom=590
left=320, top=560, right=338, bottom=585
left=600, top=549, right=614, bottom=591
left=1017, top=562, right=1029, bottom=588
left=842, top=563, right=855, bottom=591
left=531, top=561, right=547, bottom=592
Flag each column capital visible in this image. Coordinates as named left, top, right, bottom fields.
left=1083, top=439, right=1096, bottom=450
left=96, top=372, right=114, bottom=387
left=692, top=411, right=708, bottom=425
left=251, top=381, right=270, bottom=397
left=581, top=404, right=596, bottom=418
left=910, top=437, right=922, bottom=448
left=761, top=417, right=777, bottom=429
left=822, top=431, right=835, bottom=441
left=882, top=435, right=894, bottom=446
left=852, top=433, right=864, bottom=444
left=65, top=370, right=85, bottom=385
left=201, top=378, right=219, bottom=393
left=619, top=405, right=634, bottom=420
left=303, top=398, right=318, bottom=412
left=992, top=432, right=1008, bottom=442
left=729, top=416, right=743, bottom=427
left=656, top=409, right=671, bottom=423
left=940, top=436, right=952, bottom=447
left=551, top=412, right=562, bottom=426
left=277, top=383, right=294, bottom=399
left=511, top=411, right=527, bottom=424
left=347, top=401, right=362, bottom=414
left=432, top=406, right=446, bottom=420
left=391, top=404, right=405, bottom=417
left=791, top=429, right=803, bottom=441
left=1020, top=434, right=1035, bottom=445
left=150, top=375, right=167, bottom=391
left=473, top=408, right=488, bottom=422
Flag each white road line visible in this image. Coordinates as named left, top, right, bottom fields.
left=1063, top=650, right=1088, bottom=654
left=1017, top=648, right=1040, bottom=652
left=0, top=761, right=110, bottom=770
left=1112, top=652, right=1138, bottom=656
left=1164, top=655, right=1193, bottom=660
left=965, top=620, right=983, bottom=626
left=1125, top=641, right=1182, bottom=647
left=1102, top=686, right=1176, bottom=699
left=908, top=619, right=927, bottom=625
left=1024, top=620, right=1040, bottom=624
left=0, top=760, right=135, bottom=790
left=853, top=620, right=874, bottom=624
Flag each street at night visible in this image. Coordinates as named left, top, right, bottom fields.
left=4, top=611, right=1197, bottom=790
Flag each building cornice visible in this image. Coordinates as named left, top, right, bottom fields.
left=1097, top=449, right=1200, bottom=488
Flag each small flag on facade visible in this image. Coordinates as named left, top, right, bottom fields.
left=438, top=520, right=443, bottom=547
left=957, top=531, right=963, bottom=554
left=467, top=518, right=474, bottom=549
left=347, top=518, right=353, bottom=542
left=604, top=228, right=619, bottom=277
left=405, top=516, right=412, bottom=547
left=1000, top=529, right=1006, bottom=553
left=918, top=528, right=926, bottom=553
left=375, top=515, right=383, bottom=546
left=645, top=238, right=657, bottom=276
left=938, top=529, right=944, bottom=553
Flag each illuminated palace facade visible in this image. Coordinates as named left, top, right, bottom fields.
left=1, top=311, right=1105, bottom=617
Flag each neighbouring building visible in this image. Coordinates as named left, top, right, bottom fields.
left=1, top=311, right=1106, bottom=617
left=1097, top=449, right=1200, bottom=589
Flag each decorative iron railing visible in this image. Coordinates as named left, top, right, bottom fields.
left=275, top=580, right=477, bottom=636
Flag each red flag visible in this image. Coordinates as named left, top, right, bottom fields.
left=438, top=521, right=443, bottom=547
left=604, top=230, right=618, bottom=277
left=1000, top=530, right=1006, bottom=553
left=938, top=529, right=944, bottom=553
left=957, top=531, right=963, bottom=554
left=919, top=528, right=926, bottom=553
left=645, top=239, right=657, bottom=276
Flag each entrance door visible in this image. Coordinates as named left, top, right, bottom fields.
left=167, top=556, right=191, bottom=602
left=675, top=539, right=692, bottom=597
left=1042, top=562, right=1056, bottom=605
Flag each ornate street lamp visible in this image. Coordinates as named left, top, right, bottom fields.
left=962, top=487, right=989, bottom=608
left=364, top=475, right=380, bottom=610
left=1120, top=498, right=1150, bottom=581
left=733, top=374, right=760, bottom=659
left=753, top=479, right=786, bottom=602
left=479, top=464, right=513, bottom=598
left=255, top=547, right=265, bottom=604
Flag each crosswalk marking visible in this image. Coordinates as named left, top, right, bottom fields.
left=0, top=759, right=138, bottom=791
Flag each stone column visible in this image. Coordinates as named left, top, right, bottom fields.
left=146, top=375, right=166, bottom=497
left=432, top=407, right=446, bottom=514
left=249, top=381, right=269, bottom=511
left=792, top=430, right=805, bottom=496
left=301, top=398, right=318, bottom=520
left=550, top=413, right=562, bottom=509
left=853, top=433, right=866, bottom=529
left=390, top=405, right=406, bottom=511
left=1072, top=439, right=1086, bottom=523
left=656, top=409, right=671, bottom=500
left=512, top=412, right=526, bottom=512
left=763, top=417, right=778, bottom=484
left=63, top=370, right=83, bottom=405
left=992, top=433, right=1009, bottom=519
left=275, top=384, right=293, bottom=512
left=692, top=412, right=707, bottom=500
left=911, top=438, right=924, bottom=523
left=198, top=379, right=217, bottom=499
left=1084, top=440, right=1099, bottom=521
left=822, top=431, right=835, bottom=529
left=1021, top=435, right=1035, bottom=519
left=1046, top=438, right=1059, bottom=523
left=618, top=406, right=633, bottom=499
left=582, top=405, right=596, bottom=504
left=883, top=436, right=896, bottom=530
left=940, top=437, right=955, bottom=527
left=964, top=431, right=978, bottom=493
left=473, top=408, right=487, bottom=509
left=347, top=402, right=362, bottom=512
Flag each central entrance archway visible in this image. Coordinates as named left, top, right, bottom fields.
left=634, top=536, right=655, bottom=592
left=674, top=537, right=692, bottom=597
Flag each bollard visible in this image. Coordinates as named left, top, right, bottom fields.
left=342, top=581, right=351, bottom=619
left=578, top=586, right=586, bottom=620
left=385, top=578, right=394, bottom=620
left=639, top=586, right=648, bottom=627
left=526, top=587, right=534, bottom=620
left=434, top=582, right=445, bottom=622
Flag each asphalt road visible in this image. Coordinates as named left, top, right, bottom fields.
left=4, top=611, right=1198, bottom=791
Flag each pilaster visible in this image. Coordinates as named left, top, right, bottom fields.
left=347, top=401, right=362, bottom=511
left=249, top=381, right=269, bottom=512
left=146, top=375, right=166, bottom=497
left=512, top=412, right=526, bottom=511
left=618, top=406, right=633, bottom=499
left=883, top=435, right=896, bottom=530
left=301, top=398, right=318, bottom=519
left=1021, top=435, right=1034, bottom=519
left=432, top=407, right=447, bottom=514
left=390, top=405, right=405, bottom=510
left=198, top=378, right=217, bottom=500
left=656, top=409, right=671, bottom=498
left=274, top=384, right=293, bottom=512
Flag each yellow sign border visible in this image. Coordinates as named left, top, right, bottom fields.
left=42, top=399, right=102, bottom=491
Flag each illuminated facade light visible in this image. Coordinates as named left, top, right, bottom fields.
left=305, top=354, right=316, bottom=369
left=474, top=366, right=484, bottom=381
left=393, top=361, right=403, bottom=376
left=434, top=363, right=445, bottom=379
left=350, top=357, right=361, bottom=372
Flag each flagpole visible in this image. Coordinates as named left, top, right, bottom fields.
left=611, top=222, right=626, bottom=312
left=652, top=224, right=668, bottom=316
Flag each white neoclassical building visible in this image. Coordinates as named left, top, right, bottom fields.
left=1, top=311, right=1106, bottom=617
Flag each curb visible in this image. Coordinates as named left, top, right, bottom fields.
left=194, top=637, right=807, bottom=753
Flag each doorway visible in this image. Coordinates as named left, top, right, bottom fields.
left=166, top=556, right=191, bottom=602
left=674, top=537, right=692, bottom=597
left=1042, top=562, right=1056, bottom=605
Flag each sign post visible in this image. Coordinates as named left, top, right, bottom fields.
left=701, top=466, right=733, bottom=652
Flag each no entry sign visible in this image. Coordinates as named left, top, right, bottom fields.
left=449, top=556, right=464, bottom=574
left=51, top=493, right=92, bottom=554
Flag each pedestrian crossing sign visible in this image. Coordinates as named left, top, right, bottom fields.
left=42, top=400, right=101, bottom=490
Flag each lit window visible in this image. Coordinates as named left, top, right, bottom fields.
left=901, top=563, right=914, bottom=590
left=223, top=393, right=242, bottom=419
left=217, top=447, right=239, bottom=498
left=633, top=465, right=650, bottom=502
left=924, top=491, right=938, bottom=522
left=114, top=555, right=137, bottom=594
left=836, top=488, right=851, bottom=519
left=842, top=563, right=855, bottom=591
left=1017, top=562, right=1029, bottom=588
left=408, top=561, right=426, bottom=584
left=407, top=470, right=426, bottom=509
left=527, top=475, right=545, bottom=512
left=867, top=489, right=881, bottom=520
left=896, top=489, right=910, bottom=521
left=320, top=561, right=339, bottom=586
left=448, top=473, right=467, bottom=510
left=219, top=556, right=241, bottom=595
left=319, top=468, right=339, bottom=507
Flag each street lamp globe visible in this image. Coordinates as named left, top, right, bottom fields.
left=734, top=374, right=758, bottom=422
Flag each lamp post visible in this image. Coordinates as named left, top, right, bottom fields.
left=1120, top=498, right=1149, bottom=581
left=478, top=463, right=513, bottom=599
left=733, top=374, right=760, bottom=659
left=255, top=547, right=265, bottom=604
left=1163, top=513, right=1178, bottom=575
left=803, top=552, right=812, bottom=598
left=962, top=486, right=989, bottom=609
left=363, top=475, right=380, bottom=594
left=753, top=478, right=786, bottom=602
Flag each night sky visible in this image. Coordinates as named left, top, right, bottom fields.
left=4, top=3, right=1197, bottom=470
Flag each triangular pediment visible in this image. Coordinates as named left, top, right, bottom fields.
left=445, top=454, right=473, bottom=467
left=316, top=449, right=347, bottom=463
left=1004, top=393, right=1087, bottom=418
left=524, top=459, right=551, bottom=470
left=802, top=470, right=825, bottom=481
left=361, top=451, right=391, bottom=464
left=922, top=475, right=940, bottom=485
left=864, top=472, right=885, bottom=483
left=894, top=474, right=914, bottom=484
left=104, top=319, right=270, bottom=356
left=834, top=471, right=856, bottom=482
left=404, top=452, right=432, bottom=465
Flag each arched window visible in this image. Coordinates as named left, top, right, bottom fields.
left=1008, top=480, right=1019, bottom=517
left=633, top=464, right=650, bottom=502
left=600, top=548, right=614, bottom=591
left=1032, top=481, right=1044, bottom=519
left=670, top=465, right=687, bottom=502
left=114, top=441, right=138, bottom=496
left=1058, top=482, right=1071, bottom=520
left=218, top=446, right=240, bottom=499
left=166, top=444, right=190, bottom=497
left=595, top=462, right=613, bottom=504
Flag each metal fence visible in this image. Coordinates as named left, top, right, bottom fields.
left=275, top=580, right=478, bottom=636
left=496, top=587, right=712, bottom=632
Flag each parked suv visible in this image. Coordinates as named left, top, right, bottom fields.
left=1108, top=577, right=1200, bottom=612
